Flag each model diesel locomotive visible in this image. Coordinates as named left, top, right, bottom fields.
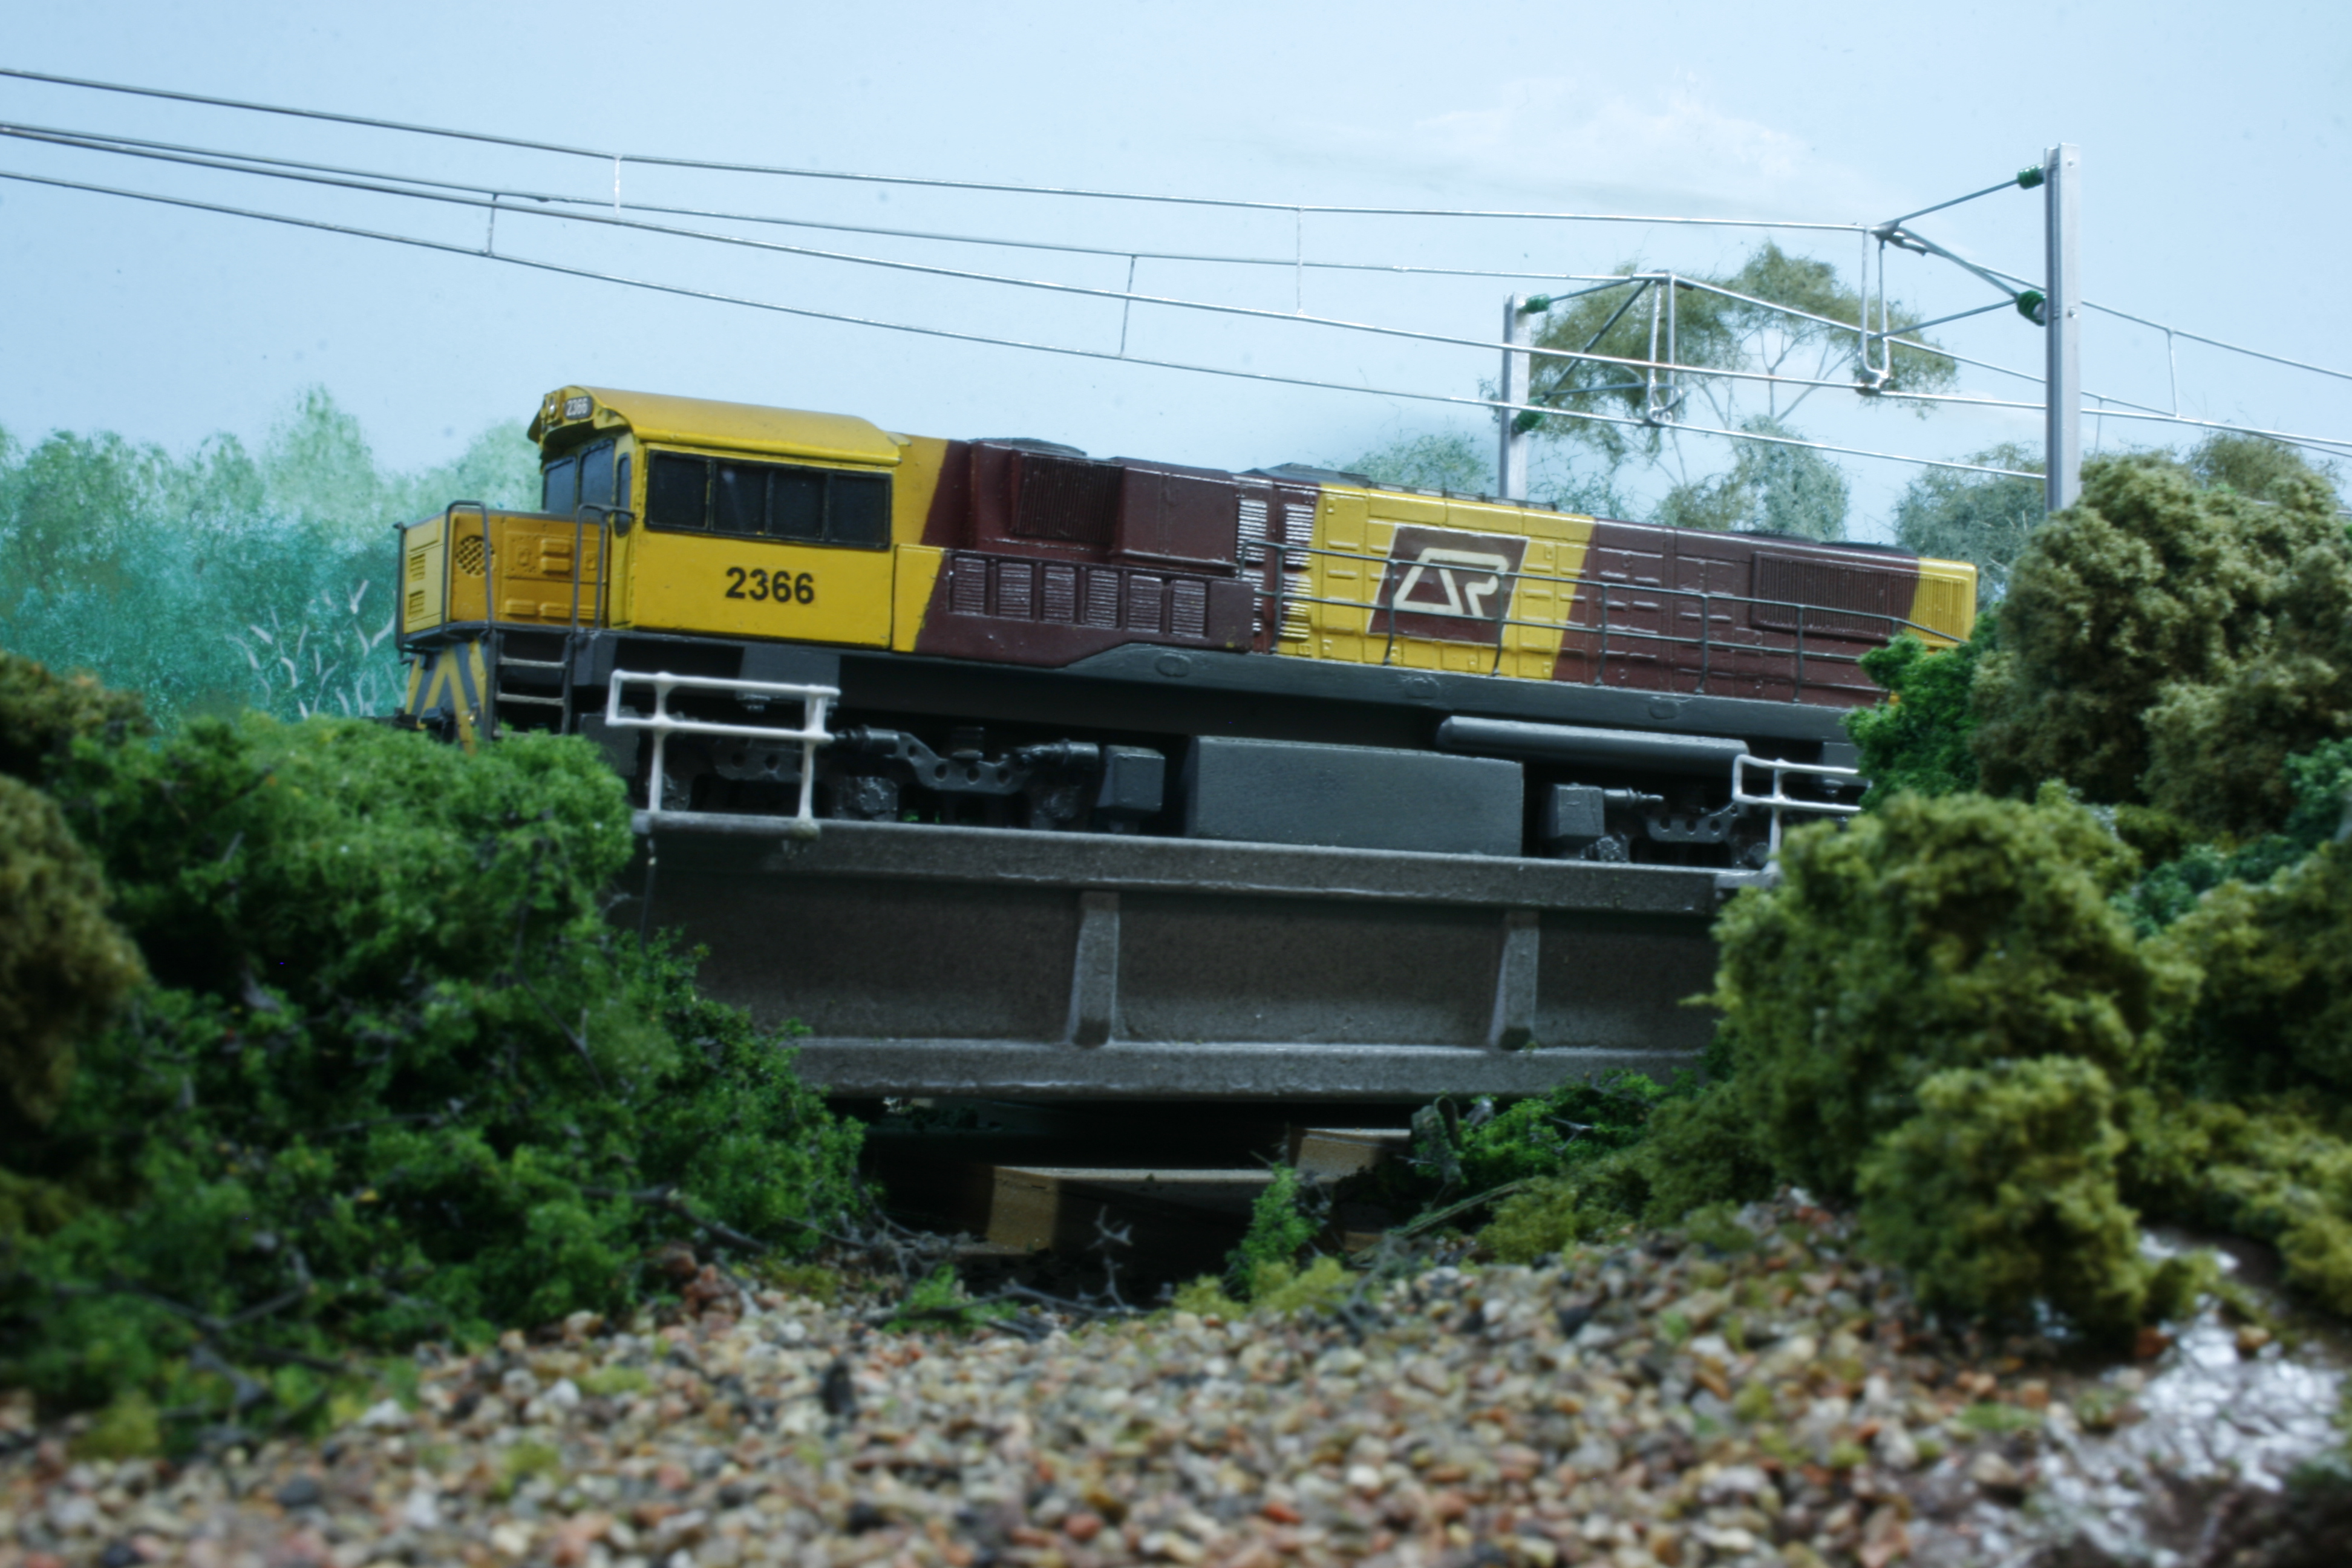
left=396, top=385, right=1976, bottom=866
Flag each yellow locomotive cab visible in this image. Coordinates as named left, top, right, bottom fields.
left=399, top=386, right=915, bottom=645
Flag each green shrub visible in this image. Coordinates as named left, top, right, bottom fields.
left=2125, top=1094, right=2352, bottom=1314
left=2152, top=841, right=2352, bottom=1100
left=1480, top=1172, right=1638, bottom=1264
left=2, top=713, right=863, bottom=1425
left=1635, top=1086, right=1778, bottom=1224
left=886, top=1266, right=1013, bottom=1334
left=1705, top=787, right=2172, bottom=1201
left=0, top=649, right=150, bottom=786
left=1857, top=1056, right=2153, bottom=1340
left=1227, top=1165, right=1320, bottom=1298
left=1453, top=1074, right=1683, bottom=1193
left=1971, top=446, right=2352, bottom=836
left=0, top=774, right=145, bottom=1149
left=1846, top=631, right=1988, bottom=805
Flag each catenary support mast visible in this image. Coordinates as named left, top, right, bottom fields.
left=2044, top=143, right=2081, bottom=511
left=1498, top=294, right=1531, bottom=500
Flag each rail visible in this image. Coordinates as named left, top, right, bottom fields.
left=1732, top=752, right=1865, bottom=857
left=1263, top=535, right=1953, bottom=699
left=605, top=671, right=840, bottom=838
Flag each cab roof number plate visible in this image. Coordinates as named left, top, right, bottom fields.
left=563, top=395, right=593, bottom=420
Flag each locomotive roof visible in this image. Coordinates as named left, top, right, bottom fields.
left=530, top=386, right=903, bottom=467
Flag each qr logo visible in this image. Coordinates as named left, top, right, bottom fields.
left=1376, top=526, right=1529, bottom=645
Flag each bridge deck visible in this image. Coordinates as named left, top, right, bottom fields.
left=632, top=817, right=1737, bottom=1101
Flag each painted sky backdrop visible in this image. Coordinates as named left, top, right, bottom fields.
left=3, top=0, right=2347, bottom=538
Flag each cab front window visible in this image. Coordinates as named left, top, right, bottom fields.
left=542, top=440, right=619, bottom=517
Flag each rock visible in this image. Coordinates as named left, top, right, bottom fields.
left=1873, top=1422, right=1921, bottom=1472
left=1967, top=1450, right=2025, bottom=1502
left=357, top=1400, right=410, bottom=1432
left=272, top=1475, right=324, bottom=1509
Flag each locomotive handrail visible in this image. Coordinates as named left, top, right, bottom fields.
left=1732, top=752, right=1866, bottom=857
left=605, top=671, right=840, bottom=840
left=1276, top=534, right=1945, bottom=701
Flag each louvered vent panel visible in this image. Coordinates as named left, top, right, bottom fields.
left=1171, top=580, right=1207, bottom=638
left=1236, top=496, right=1269, bottom=565
left=1041, top=564, right=1078, bottom=622
left=1084, top=569, right=1122, bottom=627
left=1127, top=575, right=1166, bottom=633
left=951, top=555, right=988, bottom=616
left=996, top=560, right=1034, bottom=619
left=1751, top=555, right=1903, bottom=638
left=1011, top=456, right=1122, bottom=544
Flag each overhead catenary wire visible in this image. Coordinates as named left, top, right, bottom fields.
left=0, top=65, right=1866, bottom=230
left=0, top=166, right=2042, bottom=483
left=0, top=126, right=1995, bottom=405
left=0, top=114, right=2069, bottom=397
left=0, top=119, right=1714, bottom=289
left=1966, top=258, right=2352, bottom=388
left=11, top=74, right=2348, bottom=479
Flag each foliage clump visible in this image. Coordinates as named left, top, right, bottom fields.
left=0, top=774, right=146, bottom=1150
left=1, top=708, right=863, bottom=1428
left=1705, top=788, right=2169, bottom=1203
left=1973, top=439, right=2352, bottom=837
left=0, top=648, right=151, bottom=786
left=1855, top=1056, right=2169, bottom=1341
left=2124, top=1095, right=2352, bottom=1314
left=2151, top=843, right=2352, bottom=1101
left=1845, top=631, right=1989, bottom=805
left=1224, top=1165, right=1323, bottom=1299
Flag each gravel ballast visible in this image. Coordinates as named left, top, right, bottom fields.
left=5, top=1200, right=2345, bottom=1568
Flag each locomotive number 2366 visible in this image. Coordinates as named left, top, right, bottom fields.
left=724, top=567, right=815, bottom=605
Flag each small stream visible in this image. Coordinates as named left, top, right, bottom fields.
left=1910, top=1234, right=2351, bottom=1566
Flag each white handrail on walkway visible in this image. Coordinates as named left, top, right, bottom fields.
left=606, top=671, right=838, bottom=838
left=1733, top=752, right=1865, bottom=857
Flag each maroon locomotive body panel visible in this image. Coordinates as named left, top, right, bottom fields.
left=913, top=442, right=1255, bottom=664
left=1553, top=520, right=1918, bottom=708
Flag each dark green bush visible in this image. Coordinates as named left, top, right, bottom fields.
left=1857, top=1056, right=2157, bottom=1341
left=2152, top=844, right=2352, bottom=1100
left=0, top=776, right=145, bottom=1150
left=1972, top=445, right=2352, bottom=837
left=1845, top=630, right=1988, bottom=806
left=1705, top=788, right=2171, bottom=1202
left=2, top=712, right=863, bottom=1427
left=0, top=648, right=150, bottom=786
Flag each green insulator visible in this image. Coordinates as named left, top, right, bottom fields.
left=1520, top=295, right=1552, bottom=315
left=2015, top=289, right=2048, bottom=325
left=1512, top=410, right=1546, bottom=435
left=2016, top=165, right=2046, bottom=190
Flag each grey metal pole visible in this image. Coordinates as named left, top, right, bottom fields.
left=1498, top=295, right=1530, bottom=500
left=2044, top=142, right=2081, bottom=511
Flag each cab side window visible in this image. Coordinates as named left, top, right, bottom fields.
left=642, top=452, right=890, bottom=548
left=647, top=453, right=711, bottom=532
